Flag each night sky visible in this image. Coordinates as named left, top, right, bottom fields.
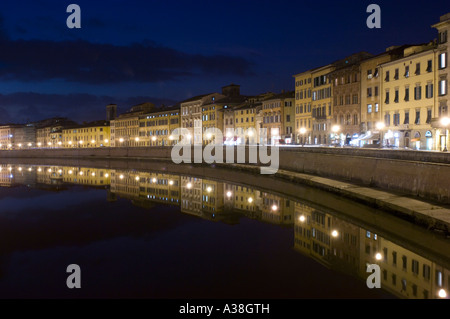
left=0, top=0, right=449, bottom=124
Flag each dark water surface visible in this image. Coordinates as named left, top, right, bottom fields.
left=0, top=163, right=448, bottom=299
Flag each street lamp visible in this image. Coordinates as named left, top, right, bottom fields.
left=376, top=122, right=385, bottom=147
left=299, top=127, right=307, bottom=147
left=441, top=117, right=450, bottom=152
left=332, top=125, right=341, bottom=146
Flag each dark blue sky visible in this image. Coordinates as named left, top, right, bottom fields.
left=0, top=0, right=449, bottom=123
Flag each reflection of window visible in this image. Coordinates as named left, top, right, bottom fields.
left=392, top=251, right=397, bottom=266
left=402, top=255, right=407, bottom=269
left=368, top=104, right=372, bottom=113
left=412, top=260, right=419, bottom=275
left=423, top=264, right=431, bottom=281
left=401, top=279, right=407, bottom=291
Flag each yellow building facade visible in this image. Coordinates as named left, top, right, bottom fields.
left=63, top=121, right=110, bottom=148
left=380, top=44, right=437, bottom=150
left=138, top=107, right=180, bottom=146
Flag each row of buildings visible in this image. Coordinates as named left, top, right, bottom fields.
left=1, top=163, right=449, bottom=299
left=1, top=13, right=449, bottom=151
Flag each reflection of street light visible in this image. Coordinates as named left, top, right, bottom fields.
left=376, top=122, right=385, bottom=147
left=331, top=230, right=339, bottom=238
left=375, top=253, right=382, bottom=261
left=248, top=197, right=253, bottom=203
left=299, top=127, right=307, bottom=146
left=441, top=117, right=450, bottom=152
left=299, top=215, right=305, bottom=222
left=226, top=191, right=232, bottom=198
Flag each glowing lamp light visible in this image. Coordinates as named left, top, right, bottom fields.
left=18, top=167, right=22, bottom=171
left=119, top=138, right=124, bottom=143
left=152, top=136, right=157, bottom=141
left=441, top=117, right=450, bottom=127
left=226, top=131, right=233, bottom=138
left=169, top=136, right=174, bottom=140
left=135, top=137, right=140, bottom=142
left=104, top=139, right=109, bottom=143
left=91, top=172, right=96, bottom=177
left=38, top=142, right=42, bottom=146
left=68, top=141, right=72, bottom=145
left=206, top=186, right=212, bottom=192
left=38, top=168, right=42, bottom=172
left=79, top=171, right=84, bottom=176
left=206, top=133, right=212, bottom=139
left=299, top=127, right=307, bottom=134
left=104, top=173, right=109, bottom=178
left=58, top=169, right=62, bottom=173
left=331, top=230, right=339, bottom=238
left=226, top=191, right=232, bottom=198
left=28, top=168, right=32, bottom=172
left=28, top=143, right=32, bottom=147
left=332, top=125, right=340, bottom=133
left=79, top=141, right=83, bottom=144
left=91, top=140, right=96, bottom=144
left=438, top=289, right=447, bottom=298
left=169, top=180, right=174, bottom=185
left=186, top=182, right=192, bottom=189
left=135, top=176, right=140, bottom=181
left=68, top=170, right=73, bottom=174
left=186, top=134, right=192, bottom=140
left=248, top=197, right=253, bottom=203
left=299, top=215, right=306, bottom=222
left=271, top=204, right=278, bottom=211
left=48, top=169, right=52, bottom=173
left=375, top=253, right=383, bottom=261
left=18, top=144, right=22, bottom=147
left=376, top=122, right=385, bottom=130
left=152, top=178, right=157, bottom=183
left=48, top=142, right=52, bottom=146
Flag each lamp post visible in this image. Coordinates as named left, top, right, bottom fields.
left=299, top=127, right=307, bottom=147
left=441, top=117, right=450, bottom=152
left=332, top=125, right=341, bottom=146
left=376, top=122, right=385, bottom=148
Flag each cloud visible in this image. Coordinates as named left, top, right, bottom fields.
left=0, top=17, right=254, bottom=84
left=0, top=92, right=176, bottom=124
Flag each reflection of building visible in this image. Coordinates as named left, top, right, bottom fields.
left=361, top=229, right=449, bottom=299
left=0, top=165, right=15, bottom=187
left=180, top=176, right=203, bottom=217
left=260, top=193, right=294, bottom=225
left=0, top=124, right=36, bottom=150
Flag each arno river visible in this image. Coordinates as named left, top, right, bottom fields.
left=0, top=162, right=448, bottom=299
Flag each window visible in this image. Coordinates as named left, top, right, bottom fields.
left=439, top=53, right=447, bottom=69
left=375, top=86, right=379, bottom=96
left=374, top=68, right=379, bottom=77
left=402, top=256, right=407, bottom=269
left=394, top=113, right=400, bottom=126
left=412, top=260, right=419, bottom=275
left=415, top=110, right=420, bottom=125
left=392, top=274, right=397, bottom=286
left=426, top=83, right=434, bottom=98
left=426, top=109, right=432, bottom=124
left=353, top=114, right=358, bottom=125
left=385, top=91, right=390, bottom=104
left=439, top=79, right=448, bottom=96
left=394, top=89, right=399, bottom=103
left=368, top=104, right=372, bottom=113
left=385, top=71, right=390, bottom=82
left=375, top=103, right=379, bottom=113
left=392, top=252, right=397, bottom=266
left=286, top=115, right=291, bottom=122
left=385, top=113, right=390, bottom=126
left=414, top=86, right=422, bottom=100
left=367, top=87, right=372, bottom=97
left=404, top=66, right=409, bottom=78
left=367, top=69, right=373, bottom=79
left=405, top=87, right=410, bottom=101
left=439, top=30, right=448, bottom=44
left=415, top=63, right=420, bottom=75
left=404, top=111, right=409, bottom=124
left=345, top=95, right=350, bottom=105
left=394, top=68, right=399, bottom=80
left=423, top=264, right=431, bottom=280
left=352, top=95, right=358, bottom=104
left=427, top=60, right=432, bottom=72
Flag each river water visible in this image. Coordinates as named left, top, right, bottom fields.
left=0, top=162, right=448, bottom=299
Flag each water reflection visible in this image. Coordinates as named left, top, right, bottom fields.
left=0, top=163, right=449, bottom=299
